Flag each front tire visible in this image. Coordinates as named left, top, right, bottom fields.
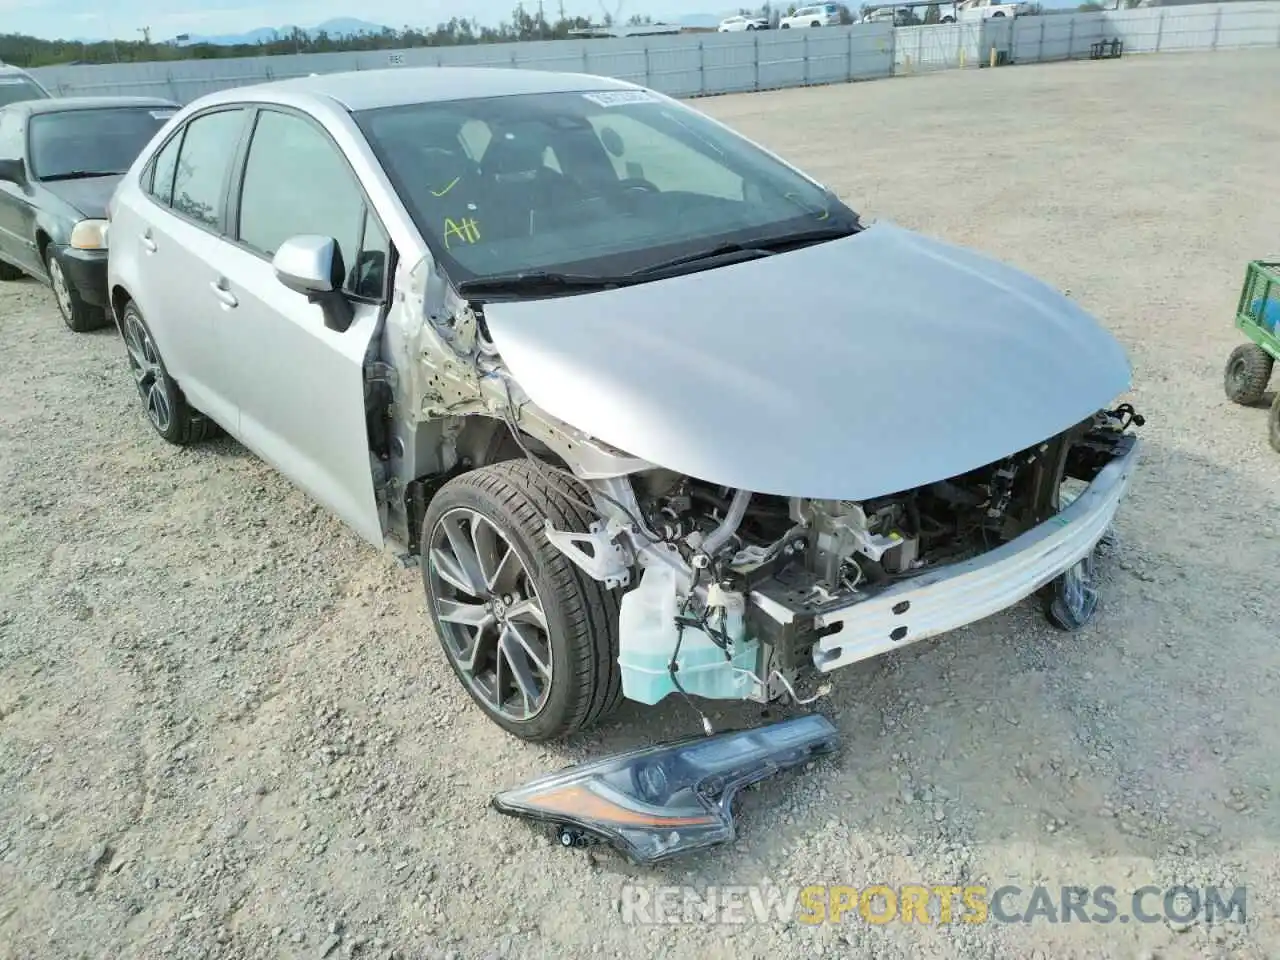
left=1224, top=343, right=1273, bottom=406
left=46, top=249, right=105, bottom=332
left=120, top=301, right=218, bottom=445
left=422, top=460, right=622, bottom=741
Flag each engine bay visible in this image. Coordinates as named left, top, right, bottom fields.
left=557, top=404, right=1143, bottom=708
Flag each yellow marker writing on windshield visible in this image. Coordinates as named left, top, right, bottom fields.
left=443, top=217, right=481, bottom=248
left=431, top=177, right=460, bottom=198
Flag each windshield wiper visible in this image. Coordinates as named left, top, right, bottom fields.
left=626, top=222, right=861, bottom=280
left=40, top=170, right=121, bottom=181
left=454, top=270, right=624, bottom=299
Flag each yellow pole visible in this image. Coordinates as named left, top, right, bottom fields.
left=959, top=47, right=966, bottom=67
left=989, top=44, right=997, bottom=67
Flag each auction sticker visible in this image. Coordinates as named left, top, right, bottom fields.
left=582, top=90, right=661, bottom=107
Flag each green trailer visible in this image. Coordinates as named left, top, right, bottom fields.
left=1222, top=259, right=1280, bottom=453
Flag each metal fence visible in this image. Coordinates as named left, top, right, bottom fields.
left=25, top=1, right=1280, bottom=104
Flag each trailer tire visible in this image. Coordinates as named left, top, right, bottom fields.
left=1224, top=343, right=1273, bottom=406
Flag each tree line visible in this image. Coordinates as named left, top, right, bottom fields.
left=1, top=0, right=1128, bottom=68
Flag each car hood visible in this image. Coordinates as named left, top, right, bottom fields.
left=482, top=222, right=1132, bottom=500
left=39, top=175, right=122, bottom=220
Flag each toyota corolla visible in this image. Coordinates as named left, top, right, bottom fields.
left=106, top=68, right=1142, bottom=741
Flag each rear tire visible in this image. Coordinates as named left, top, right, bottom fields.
left=1224, top=343, right=1273, bottom=406
left=421, top=460, right=622, bottom=741
left=120, top=300, right=219, bottom=445
left=0, top=260, right=23, bottom=281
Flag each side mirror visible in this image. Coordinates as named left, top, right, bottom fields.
left=272, top=235, right=353, bottom=333
left=0, top=158, right=25, bottom=185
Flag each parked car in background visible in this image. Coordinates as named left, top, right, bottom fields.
left=0, top=64, right=51, bottom=107
left=106, top=67, right=1141, bottom=742
left=940, top=0, right=1027, bottom=21
left=861, top=6, right=916, bottom=24
left=779, top=4, right=843, bottom=27
left=718, top=14, right=771, bottom=30
left=0, top=96, right=179, bottom=330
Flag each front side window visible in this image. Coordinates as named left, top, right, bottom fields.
left=27, top=106, right=175, bottom=181
left=169, top=108, right=247, bottom=229
left=0, top=76, right=48, bottom=108
left=236, top=109, right=388, bottom=299
left=356, top=90, right=855, bottom=286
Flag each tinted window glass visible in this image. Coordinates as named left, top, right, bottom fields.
left=237, top=110, right=366, bottom=271
left=0, top=76, right=48, bottom=108
left=148, top=130, right=183, bottom=206
left=356, top=91, right=856, bottom=285
left=27, top=106, right=175, bottom=180
left=171, top=109, right=246, bottom=229
left=350, top=208, right=391, bottom=300
left=0, top=110, right=22, bottom=162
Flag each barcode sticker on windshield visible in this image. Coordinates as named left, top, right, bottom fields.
left=582, top=90, right=661, bottom=107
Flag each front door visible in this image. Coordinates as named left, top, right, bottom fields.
left=203, top=106, right=390, bottom=549
left=0, top=110, right=40, bottom=275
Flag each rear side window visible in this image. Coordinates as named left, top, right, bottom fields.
left=168, top=108, right=247, bottom=229
left=148, top=130, right=183, bottom=205
left=0, top=110, right=23, bottom=163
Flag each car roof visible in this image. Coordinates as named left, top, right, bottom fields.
left=194, top=66, right=643, bottom=113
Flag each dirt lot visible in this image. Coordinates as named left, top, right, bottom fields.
left=2, top=48, right=1279, bottom=960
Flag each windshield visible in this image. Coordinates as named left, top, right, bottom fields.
left=27, top=106, right=175, bottom=180
left=355, top=89, right=858, bottom=285
left=0, top=76, right=48, bottom=108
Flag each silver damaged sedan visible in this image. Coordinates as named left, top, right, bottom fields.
left=106, top=67, right=1143, bottom=741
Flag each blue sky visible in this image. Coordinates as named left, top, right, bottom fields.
left=4, top=0, right=708, bottom=41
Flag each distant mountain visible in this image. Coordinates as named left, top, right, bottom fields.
left=173, top=18, right=390, bottom=46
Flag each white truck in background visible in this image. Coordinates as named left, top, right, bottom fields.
left=940, top=0, right=1028, bottom=22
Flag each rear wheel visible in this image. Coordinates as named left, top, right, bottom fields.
left=422, top=460, right=622, bottom=741
left=0, top=260, right=23, bottom=281
left=120, top=300, right=219, bottom=445
left=1224, top=343, right=1273, bottom=406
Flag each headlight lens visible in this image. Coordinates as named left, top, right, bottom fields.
left=492, top=713, right=840, bottom=863
left=69, top=219, right=109, bottom=251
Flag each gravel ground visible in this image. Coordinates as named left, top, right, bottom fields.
left=2, top=49, right=1279, bottom=960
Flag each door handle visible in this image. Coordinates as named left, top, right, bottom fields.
left=209, top=280, right=238, bottom=308
left=140, top=231, right=157, bottom=253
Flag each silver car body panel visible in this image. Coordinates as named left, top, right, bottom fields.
left=482, top=222, right=1133, bottom=500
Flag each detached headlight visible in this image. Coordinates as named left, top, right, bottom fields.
left=492, top=714, right=840, bottom=864
left=69, top=219, right=109, bottom=251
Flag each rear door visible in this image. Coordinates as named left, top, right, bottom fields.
left=125, top=106, right=252, bottom=430
left=203, top=106, right=389, bottom=548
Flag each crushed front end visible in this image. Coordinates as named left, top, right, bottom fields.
left=548, top=405, right=1143, bottom=706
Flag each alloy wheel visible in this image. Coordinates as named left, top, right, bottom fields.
left=49, top=258, right=73, bottom=321
left=122, top=311, right=173, bottom=434
left=427, top=507, right=553, bottom=722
